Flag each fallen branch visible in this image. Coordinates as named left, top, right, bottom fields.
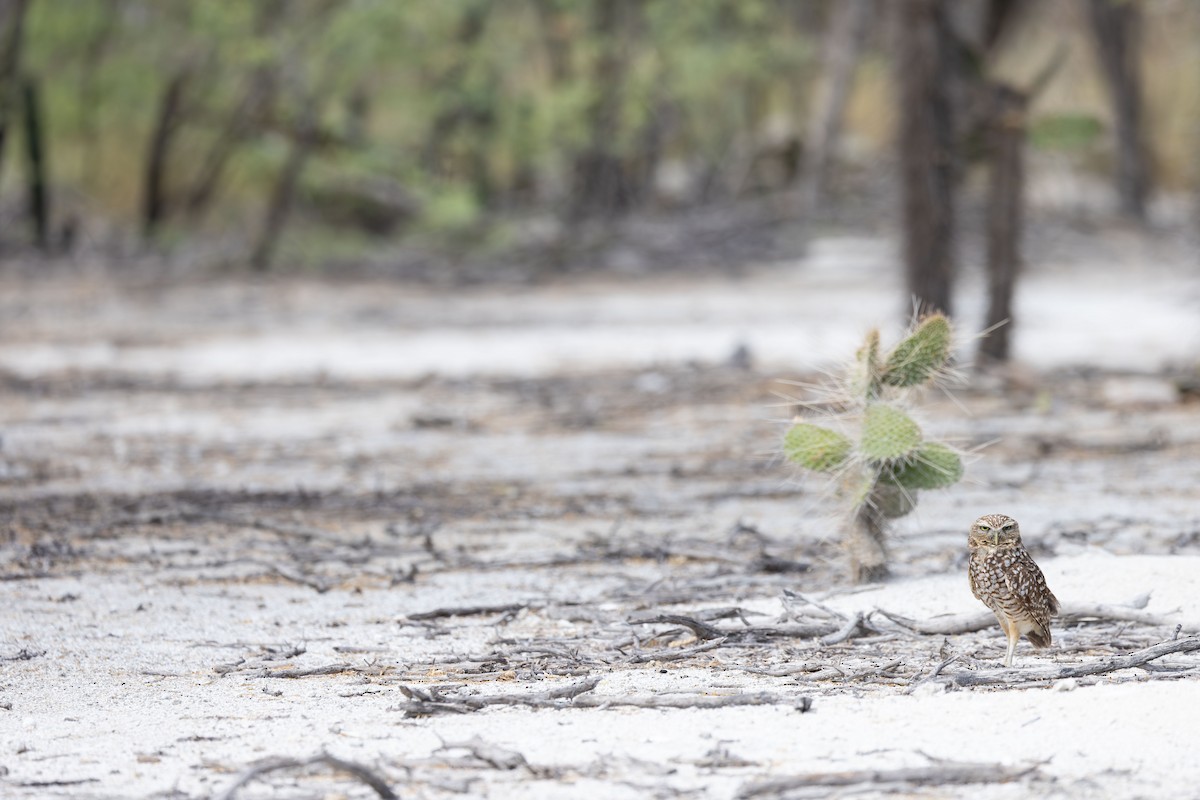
left=1, top=648, right=45, bottom=662
left=398, top=675, right=603, bottom=716
left=217, top=753, right=398, bottom=800
left=625, top=638, right=728, bottom=664
left=819, top=612, right=871, bottom=646
left=737, top=761, right=1039, bottom=797
left=876, top=601, right=1175, bottom=636
left=577, top=691, right=812, bottom=712
left=395, top=676, right=812, bottom=716
left=950, top=635, right=1200, bottom=686
left=628, top=615, right=842, bottom=643
left=201, top=512, right=340, bottom=543
left=407, top=602, right=527, bottom=622
left=262, top=561, right=332, bottom=593
left=436, top=735, right=530, bottom=771
left=258, top=662, right=359, bottom=679
left=629, top=614, right=725, bottom=640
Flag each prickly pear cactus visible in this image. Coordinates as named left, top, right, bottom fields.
left=782, top=314, right=964, bottom=582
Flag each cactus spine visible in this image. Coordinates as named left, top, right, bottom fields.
left=783, top=314, right=963, bottom=582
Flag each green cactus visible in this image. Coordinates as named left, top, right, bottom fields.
left=888, top=442, right=964, bottom=490
left=854, top=328, right=884, bottom=398
left=783, top=424, right=852, bottom=473
left=782, top=313, right=964, bottom=582
left=881, top=314, right=952, bottom=388
left=859, top=404, right=922, bottom=462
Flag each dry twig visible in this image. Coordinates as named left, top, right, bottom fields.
left=737, top=760, right=1040, bottom=797
left=407, top=602, right=528, bottom=622
left=217, top=753, right=398, bottom=800
left=258, top=662, right=359, bottom=679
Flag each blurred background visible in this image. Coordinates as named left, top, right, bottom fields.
left=0, top=0, right=1197, bottom=319
left=3, top=11, right=1200, bottom=794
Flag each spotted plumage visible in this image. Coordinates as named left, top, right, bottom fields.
left=967, top=513, right=1059, bottom=667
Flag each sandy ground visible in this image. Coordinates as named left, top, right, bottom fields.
left=2, top=235, right=1200, bottom=799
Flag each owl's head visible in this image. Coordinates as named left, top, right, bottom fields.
left=968, top=513, right=1021, bottom=548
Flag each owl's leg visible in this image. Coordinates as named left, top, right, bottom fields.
left=1003, top=623, right=1018, bottom=668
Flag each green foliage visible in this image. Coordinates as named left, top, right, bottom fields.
left=870, top=482, right=917, bottom=519
left=887, top=442, right=964, bottom=491
left=854, top=328, right=883, bottom=398
left=1028, top=113, right=1104, bottom=152
left=422, top=185, right=482, bottom=234
left=881, top=314, right=952, bottom=388
left=782, top=315, right=964, bottom=580
left=859, top=404, right=922, bottom=462
left=783, top=424, right=852, bottom=473
left=9, top=0, right=822, bottom=252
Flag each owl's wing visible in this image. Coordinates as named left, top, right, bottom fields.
left=1004, top=548, right=1059, bottom=618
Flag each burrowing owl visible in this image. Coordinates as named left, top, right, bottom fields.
left=967, top=514, right=1059, bottom=667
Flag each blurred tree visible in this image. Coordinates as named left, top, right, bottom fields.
left=142, top=66, right=191, bottom=238
left=422, top=0, right=494, bottom=205
left=966, top=0, right=1036, bottom=364
left=1085, top=0, right=1149, bottom=222
left=251, top=94, right=318, bottom=270
left=21, top=74, right=47, bottom=249
left=0, top=0, right=29, bottom=193
left=897, top=0, right=957, bottom=318
left=76, top=0, right=119, bottom=191
left=803, top=0, right=872, bottom=207
left=183, top=0, right=283, bottom=221
left=569, top=0, right=637, bottom=219
left=979, top=83, right=1026, bottom=363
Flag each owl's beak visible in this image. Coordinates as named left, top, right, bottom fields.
left=991, top=531, right=1000, bottom=546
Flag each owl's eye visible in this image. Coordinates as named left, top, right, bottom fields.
left=977, top=525, right=990, bottom=532
left=1002, top=524, right=1014, bottom=532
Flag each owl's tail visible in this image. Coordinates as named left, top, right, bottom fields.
left=1026, top=622, right=1052, bottom=648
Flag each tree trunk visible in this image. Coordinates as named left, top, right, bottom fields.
left=421, top=1, right=491, bottom=179
left=0, top=0, right=29, bottom=190
left=1084, top=0, right=1149, bottom=222
left=185, top=0, right=284, bottom=220
left=803, top=0, right=872, bottom=207
left=569, top=0, right=635, bottom=220
left=250, top=104, right=317, bottom=271
left=78, top=0, right=119, bottom=191
left=184, top=66, right=277, bottom=220
left=21, top=75, right=48, bottom=250
left=847, top=500, right=889, bottom=583
left=979, top=84, right=1027, bottom=364
left=897, top=0, right=957, bottom=320
left=142, top=68, right=190, bottom=238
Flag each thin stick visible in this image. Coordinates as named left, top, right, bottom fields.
left=258, top=662, right=358, bottom=679
left=737, top=761, right=1039, bottom=797
left=217, top=753, right=398, bottom=800
left=819, top=612, right=870, bottom=646
left=407, top=602, right=527, bottom=621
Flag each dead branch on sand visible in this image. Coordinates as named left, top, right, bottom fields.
left=395, top=676, right=813, bottom=717
left=875, top=601, right=1175, bottom=636
left=217, top=753, right=398, bottom=800
left=948, top=635, right=1200, bottom=686
left=737, top=760, right=1041, bottom=797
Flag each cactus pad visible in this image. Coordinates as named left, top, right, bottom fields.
left=882, top=314, right=952, bottom=388
left=855, top=328, right=883, bottom=398
left=888, top=442, right=963, bottom=490
left=872, top=482, right=917, bottom=518
left=859, top=404, right=922, bottom=462
left=783, top=423, right=852, bottom=472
